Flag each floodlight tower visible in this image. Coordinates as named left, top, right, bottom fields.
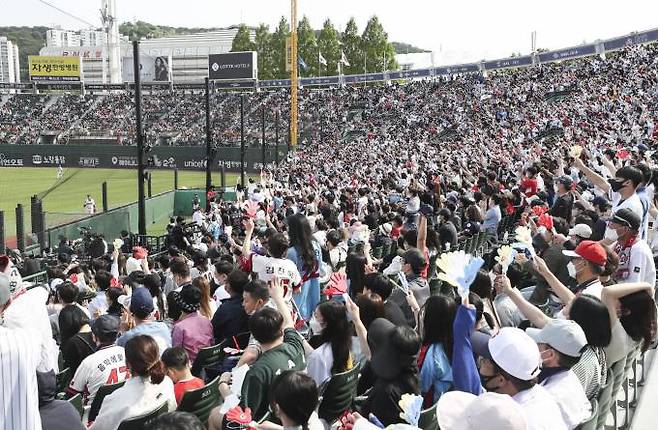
left=290, top=0, right=298, bottom=146
left=101, top=0, right=121, bottom=83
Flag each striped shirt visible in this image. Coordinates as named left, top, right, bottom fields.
left=0, top=326, right=42, bottom=430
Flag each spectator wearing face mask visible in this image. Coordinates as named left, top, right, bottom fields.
left=574, top=160, right=645, bottom=241
left=452, top=300, right=568, bottom=430
left=561, top=240, right=608, bottom=297
left=607, top=209, right=656, bottom=287
left=306, top=300, right=354, bottom=386
left=503, top=258, right=613, bottom=400
left=526, top=320, right=592, bottom=428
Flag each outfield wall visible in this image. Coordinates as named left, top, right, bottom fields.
left=0, top=144, right=288, bottom=173
left=46, top=190, right=178, bottom=245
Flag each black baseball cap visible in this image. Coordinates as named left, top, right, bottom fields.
left=610, top=208, right=641, bottom=231
left=92, top=314, right=120, bottom=337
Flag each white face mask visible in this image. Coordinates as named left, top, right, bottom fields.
left=309, top=315, right=324, bottom=335
left=567, top=261, right=578, bottom=279
left=604, top=227, right=618, bottom=242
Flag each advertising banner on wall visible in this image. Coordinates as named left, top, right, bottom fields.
left=604, top=29, right=658, bottom=51
left=28, top=56, right=82, bottom=82
left=483, top=55, right=533, bottom=70
left=0, top=145, right=286, bottom=173
left=122, top=54, right=172, bottom=82
left=208, top=52, right=257, bottom=80
left=538, top=44, right=596, bottom=63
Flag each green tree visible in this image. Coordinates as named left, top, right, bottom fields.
left=317, top=19, right=341, bottom=76
left=361, top=16, right=397, bottom=73
left=296, top=16, right=318, bottom=77
left=270, top=16, right=290, bottom=79
left=231, top=24, right=255, bottom=52
left=341, top=18, right=361, bottom=75
left=254, top=24, right=275, bottom=80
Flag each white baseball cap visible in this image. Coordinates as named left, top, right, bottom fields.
left=125, top=257, right=142, bottom=275
left=526, top=319, right=587, bottom=358
left=568, top=224, right=592, bottom=239
left=488, top=327, right=542, bottom=381
left=437, top=391, right=527, bottom=430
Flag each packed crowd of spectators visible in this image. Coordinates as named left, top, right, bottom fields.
left=0, top=94, right=48, bottom=144
left=1, top=42, right=658, bottom=430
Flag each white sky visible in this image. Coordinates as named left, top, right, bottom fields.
left=2, top=0, right=658, bottom=64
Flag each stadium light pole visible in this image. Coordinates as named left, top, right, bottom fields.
left=290, top=0, right=298, bottom=146
left=240, top=93, right=246, bottom=188
left=205, top=77, right=212, bottom=195
left=275, top=109, right=280, bottom=167
left=261, top=103, right=266, bottom=171
left=133, top=40, right=146, bottom=236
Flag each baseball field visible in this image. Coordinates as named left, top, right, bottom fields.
left=0, top=167, right=242, bottom=242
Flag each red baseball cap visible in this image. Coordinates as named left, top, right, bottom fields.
left=563, top=240, right=606, bottom=266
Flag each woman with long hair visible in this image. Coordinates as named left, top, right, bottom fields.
left=360, top=319, right=421, bottom=426
left=192, top=276, right=216, bottom=319
left=460, top=204, right=484, bottom=238
left=59, top=305, right=95, bottom=373
left=602, top=282, right=657, bottom=363
left=90, top=335, right=176, bottom=430
left=306, top=301, right=354, bottom=385
left=286, top=213, right=322, bottom=320
left=417, top=295, right=456, bottom=407
left=567, top=294, right=612, bottom=399
left=345, top=251, right=367, bottom=296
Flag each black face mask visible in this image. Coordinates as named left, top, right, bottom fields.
left=479, top=372, right=500, bottom=392
left=609, top=178, right=626, bottom=193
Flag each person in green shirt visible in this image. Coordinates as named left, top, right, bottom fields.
left=208, top=277, right=309, bottom=429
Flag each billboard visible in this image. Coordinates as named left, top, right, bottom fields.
left=28, top=56, right=82, bottom=82
left=538, top=44, right=596, bottom=63
left=122, top=54, right=172, bottom=82
left=604, top=29, right=658, bottom=51
left=483, top=55, right=533, bottom=70
left=208, top=52, right=257, bottom=80
left=0, top=144, right=288, bottom=173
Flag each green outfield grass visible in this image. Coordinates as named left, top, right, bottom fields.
left=0, top=167, right=242, bottom=240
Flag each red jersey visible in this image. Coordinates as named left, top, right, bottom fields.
left=520, top=178, right=538, bottom=197
left=174, top=377, right=205, bottom=405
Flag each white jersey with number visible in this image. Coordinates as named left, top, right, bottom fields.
left=0, top=326, right=42, bottom=430
left=251, top=254, right=301, bottom=302
left=69, top=345, right=128, bottom=404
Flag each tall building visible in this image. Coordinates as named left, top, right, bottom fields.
left=46, top=28, right=81, bottom=47
left=79, top=30, right=108, bottom=47
left=0, top=37, right=20, bottom=83
left=39, top=25, right=254, bottom=84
